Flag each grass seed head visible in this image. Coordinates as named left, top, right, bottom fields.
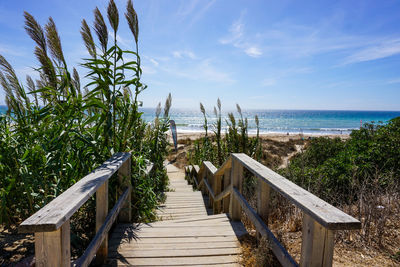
left=107, top=0, right=119, bottom=33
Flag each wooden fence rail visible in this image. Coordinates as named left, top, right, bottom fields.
left=19, top=152, right=154, bottom=267
left=185, top=153, right=361, bottom=267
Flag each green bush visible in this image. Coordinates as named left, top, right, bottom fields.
left=281, top=118, right=400, bottom=204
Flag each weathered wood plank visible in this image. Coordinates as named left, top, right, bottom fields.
left=203, top=161, right=218, bottom=175
left=109, top=236, right=239, bottom=244
left=110, top=241, right=239, bottom=250
left=229, top=158, right=243, bottom=221
left=110, top=247, right=240, bottom=258
left=193, top=165, right=200, bottom=174
left=300, top=213, right=334, bottom=267
left=153, top=213, right=230, bottom=223
left=214, top=157, right=232, bottom=177
left=34, top=220, right=70, bottom=267
left=203, top=178, right=215, bottom=199
left=223, top=168, right=231, bottom=213
left=232, top=153, right=361, bottom=230
left=108, top=255, right=239, bottom=265
left=19, top=152, right=131, bottom=233
left=118, top=156, right=132, bottom=223
left=107, top=263, right=239, bottom=267
left=74, top=187, right=130, bottom=267
left=215, top=184, right=232, bottom=202
left=257, top=179, right=270, bottom=222
left=94, top=180, right=108, bottom=265
left=232, top=187, right=298, bottom=267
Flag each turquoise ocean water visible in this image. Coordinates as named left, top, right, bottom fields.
left=141, top=108, right=400, bottom=135
left=2, top=105, right=400, bottom=135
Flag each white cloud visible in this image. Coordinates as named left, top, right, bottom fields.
left=219, top=12, right=263, bottom=58
left=245, top=46, right=262, bottom=58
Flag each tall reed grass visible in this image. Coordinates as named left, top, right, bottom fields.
left=0, top=0, right=170, bottom=232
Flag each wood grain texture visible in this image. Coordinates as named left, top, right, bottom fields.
left=35, top=220, right=70, bottom=267
left=108, top=165, right=245, bottom=266
left=94, top=180, right=108, bottom=265
left=300, top=213, right=334, bottom=267
left=229, top=158, right=243, bottom=221
left=118, top=157, right=131, bottom=223
left=19, top=152, right=131, bottom=233
left=232, top=188, right=298, bottom=267
left=232, top=153, right=361, bottom=230
left=74, top=188, right=130, bottom=267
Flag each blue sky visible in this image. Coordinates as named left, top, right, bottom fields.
left=1, top=0, right=400, bottom=110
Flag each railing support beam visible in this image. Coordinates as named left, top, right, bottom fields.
left=35, top=220, right=70, bottom=267
left=300, top=213, right=334, bottom=267
left=213, top=174, right=222, bottom=214
left=229, top=158, right=243, bottom=221
left=94, top=180, right=108, bottom=265
left=223, top=168, right=231, bottom=213
left=118, top=156, right=132, bottom=222
left=257, top=179, right=271, bottom=240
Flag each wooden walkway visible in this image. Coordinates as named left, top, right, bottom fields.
left=107, top=164, right=246, bottom=266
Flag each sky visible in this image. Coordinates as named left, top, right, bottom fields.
left=1, top=0, right=400, bottom=110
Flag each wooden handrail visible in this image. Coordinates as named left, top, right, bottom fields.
left=186, top=153, right=361, bottom=267
left=19, top=152, right=131, bottom=233
left=18, top=152, right=154, bottom=267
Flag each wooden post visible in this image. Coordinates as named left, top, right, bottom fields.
left=229, top=159, right=243, bottom=221
left=201, top=169, right=207, bottom=195
left=223, top=168, right=231, bottom=213
left=94, top=180, right=108, bottom=265
left=213, top=174, right=222, bottom=214
left=118, top=156, right=132, bottom=222
left=35, top=220, right=70, bottom=267
left=257, top=179, right=271, bottom=240
left=207, top=170, right=213, bottom=208
left=300, top=213, right=334, bottom=267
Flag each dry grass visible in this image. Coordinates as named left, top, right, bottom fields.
left=169, top=134, right=400, bottom=266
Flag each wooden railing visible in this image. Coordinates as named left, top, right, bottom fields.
left=185, top=153, right=361, bottom=267
left=19, top=152, right=154, bottom=267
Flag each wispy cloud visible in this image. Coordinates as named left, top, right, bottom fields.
left=172, top=50, right=197, bottom=59
left=220, top=11, right=400, bottom=64
left=261, top=78, right=277, bottom=87
left=386, top=78, right=400, bottom=84
left=108, top=32, right=133, bottom=48
left=0, top=43, right=26, bottom=57
left=245, top=47, right=262, bottom=58
left=219, top=12, right=263, bottom=58
left=159, top=57, right=234, bottom=84
left=343, top=38, right=400, bottom=64
left=175, top=0, right=216, bottom=27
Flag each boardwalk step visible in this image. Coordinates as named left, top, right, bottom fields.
left=108, top=164, right=245, bottom=266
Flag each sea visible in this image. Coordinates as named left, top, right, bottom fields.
left=141, top=108, right=400, bottom=135
left=2, top=105, right=400, bottom=135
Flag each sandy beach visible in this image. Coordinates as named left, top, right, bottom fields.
left=170, top=131, right=350, bottom=143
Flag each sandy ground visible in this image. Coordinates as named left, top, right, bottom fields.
left=169, top=131, right=349, bottom=143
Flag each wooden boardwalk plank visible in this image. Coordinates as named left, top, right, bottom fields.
left=108, top=255, right=239, bottom=266
left=108, top=164, right=245, bottom=266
